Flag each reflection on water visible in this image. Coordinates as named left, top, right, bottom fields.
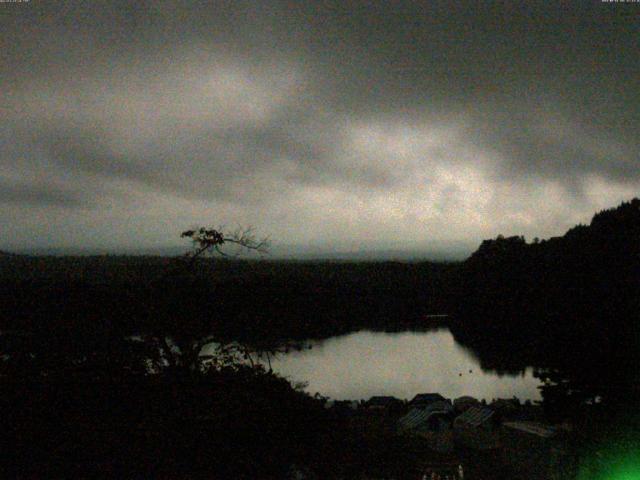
left=270, top=329, right=542, bottom=401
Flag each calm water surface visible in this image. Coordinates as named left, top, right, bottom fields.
left=269, top=329, right=542, bottom=401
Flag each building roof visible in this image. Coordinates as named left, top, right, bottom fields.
left=454, top=406, right=494, bottom=427
left=502, top=421, right=557, bottom=438
left=410, top=393, right=446, bottom=405
left=424, top=400, right=454, bottom=414
left=399, top=407, right=451, bottom=432
left=453, top=396, right=480, bottom=411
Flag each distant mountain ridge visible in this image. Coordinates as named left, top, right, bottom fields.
left=5, top=244, right=472, bottom=262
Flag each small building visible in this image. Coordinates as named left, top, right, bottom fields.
left=453, top=396, right=479, bottom=413
left=453, top=406, right=499, bottom=450
left=364, top=395, right=403, bottom=414
left=490, top=398, right=520, bottom=419
left=399, top=408, right=452, bottom=434
left=424, top=399, right=454, bottom=414
left=410, top=393, right=447, bottom=409
left=454, top=406, right=495, bottom=430
left=501, top=421, right=574, bottom=479
left=398, top=406, right=454, bottom=453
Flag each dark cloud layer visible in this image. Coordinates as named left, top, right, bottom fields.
left=1, top=1, right=639, bottom=252
left=0, top=181, right=81, bottom=207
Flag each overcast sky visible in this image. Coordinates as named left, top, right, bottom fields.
left=2, top=1, right=639, bottom=256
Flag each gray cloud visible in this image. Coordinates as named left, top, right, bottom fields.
left=1, top=1, right=639, bottom=252
left=0, top=181, right=82, bottom=207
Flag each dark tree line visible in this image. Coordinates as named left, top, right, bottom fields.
left=0, top=227, right=339, bottom=478
left=0, top=226, right=452, bottom=477
left=448, top=199, right=640, bottom=414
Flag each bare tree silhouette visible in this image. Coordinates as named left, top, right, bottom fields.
left=145, top=226, right=271, bottom=373
left=181, top=226, right=270, bottom=265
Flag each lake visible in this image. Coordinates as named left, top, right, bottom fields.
left=268, top=329, right=542, bottom=401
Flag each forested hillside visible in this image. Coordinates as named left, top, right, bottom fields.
left=450, top=199, right=640, bottom=410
